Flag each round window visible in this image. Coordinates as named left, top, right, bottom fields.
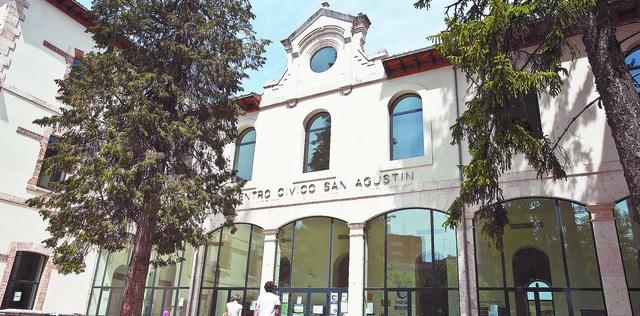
left=310, top=46, right=337, bottom=73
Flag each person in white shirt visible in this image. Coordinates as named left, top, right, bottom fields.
left=226, top=294, right=243, bottom=316
left=254, top=281, right=281, bottom=316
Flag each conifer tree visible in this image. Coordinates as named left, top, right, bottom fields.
left=27, top=0, right=266, bottom=314
left=414, top=0, right=640, bottom=244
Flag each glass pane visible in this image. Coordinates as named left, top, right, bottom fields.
left=433, top=211, right=458, bottom=288
left=560, top=201, right=601, bottom=288
left=247, top=227, right=264, bottom=288
left=291, top=218, right=331, bottom=287
left=366, top=215, right=385, bottom=288
left=364, top=290, right=383, bottom=316
left=614, top=199, right=640, bottom=288
left=391, top=108, right=424, bottom=160
left=290, top=293, right=307, bottom=315
left=202, top=230, right=222, bottom=287
left=104, top=287, right=124, bottom=315
left=197, top=288, right=214, bottom=316
left=150, top=289, right=165, bottom=316
left=156, top=262, right=179, bottom=287
left=103, top=249, right=129, bottom=287
left=215, top=290, right=230, bottom=316
left=305, top=115, right=331, bottom=173
left=474, top=218, right=504, bottom=288
left=179, top=245, right=196, bottom=287
left=331, top=220, right=350, bottom=288
left=447, top=290, right=460, bottom=316
left=478, top=290, right=508, bottom=316
left=236, top=140, right=255, bottom=181
left=502, top=198, right=566, bottom=288
left=10, top=252, right=46, bottom=282
left=93, top=251, right=109, bottom=286
left=98, top=288, right=111, bottom=316
left=625, top=47, right=640, bottom=93
left=240, top=129, right=256, bottom=144
left=571, top=291, right=606, bottom=316
left=277, top=223, right=293, bottom=288
left=387, top=290, right=409, bottom=316
left=387, top=209, right=432, bottom=288
left=219, top=225, right=251, bottom=287
left=174, top=290, right=189, bottom=316
left=631, top=291, right=640, bottom=316
left=245, top=290, right=260, bottom=316
left=310, top=293, right=327, bottom=315
left=392, top=95, right=422, bottom=114
left=310, top=47, right=337, bottom=73
left=87, top=289, right=100, bottom=315
left=411, top=290, right=430, bottom=316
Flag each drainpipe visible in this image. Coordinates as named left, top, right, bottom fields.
left=453, top=67, right=472, bottom=316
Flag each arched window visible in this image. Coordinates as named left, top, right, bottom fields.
left=234, top=128, right=256, bottom=181
left=275, top=217, right=349, bottom=314
left=365, top=209, right=459, bottom=315
left=304, top=113, right=331, bottom=173
left=614, top=199, right=639, bottom=315
left=310, top=47, right=337, bottom=73
left=87, top=246, right=195, bottom=316
left=475, top=198, right=605, bottom=316
left=625, top=46, right=640, bottom=93
left=197, top=224, right=264, bottom=316
left=390, top=95, right=424, bottom=160
left=0, top=251, right=47, bottom=309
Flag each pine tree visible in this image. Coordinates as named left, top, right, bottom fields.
left=414, top=0, right=640, bottom=245
left=26, top=0, right=267, bottom=314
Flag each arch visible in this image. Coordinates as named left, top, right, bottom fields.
left=475, top=197, right=606, bottom=315
left=363, top=206, right=449, bottom=223
left=298, top=25, right=346, bottom=54
left=625, top=44, right=640, bottom=93
left=233, top=127, right=256, bottom=181
left=389, top=94, right=424, bottom=160
left=303, top=112, right=331, bottom=173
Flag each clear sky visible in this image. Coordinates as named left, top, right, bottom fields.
left=76, top=0, right=448, bottom=94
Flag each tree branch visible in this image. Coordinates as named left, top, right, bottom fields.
left=550, top=96, right=601, bottom=153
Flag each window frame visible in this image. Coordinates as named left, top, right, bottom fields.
left=625, top=44, right=640, bottom=93
left=309, top=46, right=338, bottom=73
left=35, top=135, right=66, bottom=190
left=303, top=112, right=331, bottom=173
left=389, top=94, right=425, bottom=161
left=0, top=251, right=48, bottom=309
left=233, top=128, right=257, bottom=181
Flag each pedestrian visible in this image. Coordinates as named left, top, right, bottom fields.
left=162, top=307, right=170, bottom=316
left=226, top=294, right=243, bottom=316
left=254, top=281, right=281, bottom=316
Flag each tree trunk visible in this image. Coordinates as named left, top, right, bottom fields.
left=582, top=0, right=640, bottom=221
left=120, top=213, right=154, bottom=315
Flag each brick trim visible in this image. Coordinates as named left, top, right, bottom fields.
left=0, top=242, right=54, bottom=311
left=1, top=84, right=62, bottom=114
left=0, top=0, right=29, bottom=83
left=16, top=126, right=43, bottom=142
left=0, top=191, right=27, bottom=206
left=26, top=129, right=52, bottom=190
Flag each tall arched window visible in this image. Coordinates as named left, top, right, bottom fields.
left=475, top=198, right=605, bottom=316
left=304, top=113, right=331, bottom=173
left=614, top=199, right=639, bottom=315
left=197, top=224, right=264, bottom=316
left=625, top=46, right=640, bottom=93
left=365, top=209, right=459, bottom=315
left=390, top=95, right=424, bottom=160
left=234, top=128, right=256, bottom=181
left=87, top=246, right=195, bottom=316
left=275, top=217, right=349, bottom=315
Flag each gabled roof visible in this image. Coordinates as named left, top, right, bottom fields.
left=281, top=7, right=369, bottom=47
left=45, top=0, right=95, bottom=27
left=382, top=47, right=450, bottom=79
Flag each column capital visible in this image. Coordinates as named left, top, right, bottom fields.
left=348, top=222, right=366, bottom=237
left=587, top=203, right=616, bottom=222
left=263, top=229, right=279, bottom=241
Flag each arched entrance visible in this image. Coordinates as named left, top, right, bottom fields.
left=512, top=248, right=552, bottom=315
left=275, top=217, right=349, bottom=316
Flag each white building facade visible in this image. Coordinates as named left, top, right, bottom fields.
left=1, top=2, right=639, bottom=316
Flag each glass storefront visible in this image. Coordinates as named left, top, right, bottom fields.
left=475, top=198, right=605, bottom=316
left=197, top=224, right=264, bottom=316
left=275, top=217, right=349, bottom=316
left=613, top=199, right=640, bottom=315
left=365, top=209, right=459, bottom=316
left=87, top=246, right=195, bottom=316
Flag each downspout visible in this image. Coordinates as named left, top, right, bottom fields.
left=453, top=67, right=472, bottom=316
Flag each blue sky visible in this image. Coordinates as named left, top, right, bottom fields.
left=76, top=0, right=448, bottom=94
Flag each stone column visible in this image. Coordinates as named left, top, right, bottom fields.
left=459, top=210, right=479, bottom=316
left=347, top=222, right=366, bottom=316
left=589, top=204, right=632, bottom=316
left=259, top=229, right=279, bottom=293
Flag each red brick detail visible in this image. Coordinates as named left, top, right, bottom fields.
left=42, top=40, right=73, bottom=62
left=0, top=243, right=54, bottom=311
left=26, top=129, right=52, bottom=189
left=15, top=126, right=43, bottom=142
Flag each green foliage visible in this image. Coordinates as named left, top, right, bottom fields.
left=415, top=0, right=597, bottom=246
left=27, top=0, right=267, bottom=274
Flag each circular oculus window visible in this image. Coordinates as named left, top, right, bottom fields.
left=310, top=46, right=337, bottom=73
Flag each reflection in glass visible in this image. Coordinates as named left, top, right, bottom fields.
left=614, top=199, right=640, bottom=316
left=625, top=46, right=640, bottom=93
left=310, top=46, right=337, bottom=73
left=390, top=95, right=424, bottom=160
left=365, top=209, right=459, bottom=315
left=304, top=113, right=331, bottom=173
left=234, top=128, right=256, bottom=181
left=475, top=198, right=605, bottom=316
left=198, top=224, right=264, bottom=316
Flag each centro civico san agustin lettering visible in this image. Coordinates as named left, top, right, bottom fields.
left=241, top=171, right=415, bottom=202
